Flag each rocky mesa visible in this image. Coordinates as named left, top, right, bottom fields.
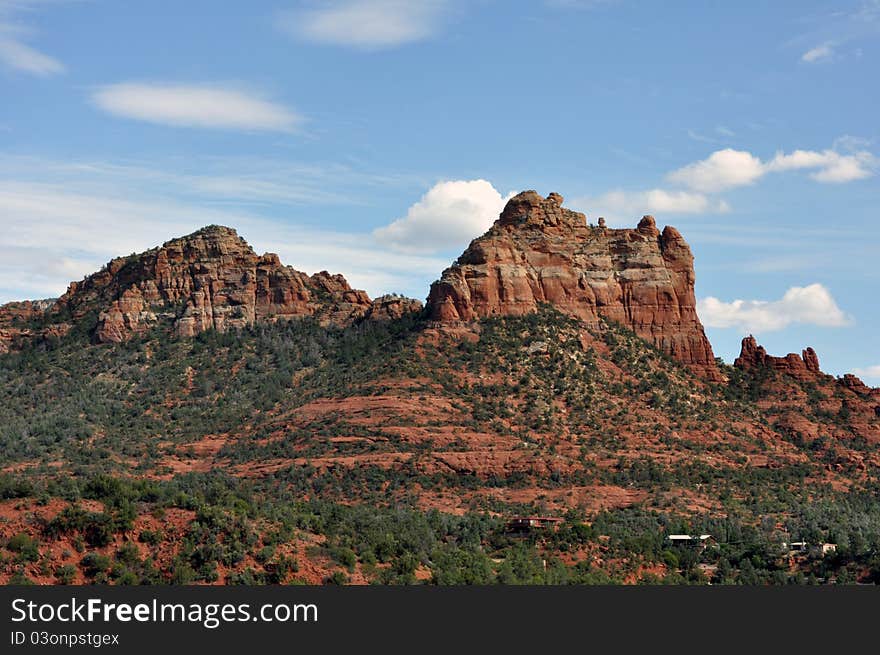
left=426, top=191, right=720, bottom=379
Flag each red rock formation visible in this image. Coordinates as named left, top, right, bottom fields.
left=840, top=374, right=873, bottom=395
left=2, top=226, right=421, bottom=349
left=802, top=347, right=820, bottom=373
left=426, top=191, right=720, bottom=379
left=366, top=295, right=424, bottom=321
left=734, top=336, right=823, bottom=382
left=0, top=299, right=62, bottom=354
left=839, top=374, right=880, bottom=417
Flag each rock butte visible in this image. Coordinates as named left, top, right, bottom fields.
left=426, top=190, right=721, bottom=380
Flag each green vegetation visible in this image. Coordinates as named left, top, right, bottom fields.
left=0, top=469, right=877, bottom=584
left=1, top=307, right=878, bottom=585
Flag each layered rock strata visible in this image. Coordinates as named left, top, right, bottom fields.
left=426, top=191, right=720, bottom=379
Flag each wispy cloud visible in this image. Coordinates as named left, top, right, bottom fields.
left=0, top=0, right=64, bottom=75
left=0, top=179, right=449, bottom=302
left=698, top=284, right=852, bottom=333
left=852, top=364, right=880, bottom=381
left=0, top=155, right=450, bottom=303
left=788, top=1, right=880, bottom=63
left=686, top=129, right=720, bottom=145
left=686, top=126, right=736, bottom=144
left=91, top=83, right=302, bottom=133
left=801, top=42, right=834, bottom=62
left=278, top=0, right=451, bottom=49
left=573, top=189, right=729, bottom=224
left=0, top=154, right=426, bottom=208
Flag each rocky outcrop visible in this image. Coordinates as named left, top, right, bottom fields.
left=840, top=374, right=872, bottom=395
left=0, top=299, right=61, bottom=354
left=0, top=299, right=57, bottom=323
left=1, top=226, right=420, bottom=349
left=426, top=191, right=720, bottom=379
left=366, top=295, right=424, bottom=321
left=734, top=336, right=822, bottom=382
left=838, top=374, right=880, bottom=414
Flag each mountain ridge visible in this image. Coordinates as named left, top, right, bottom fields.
left=2, top=191, right=871, bottom=390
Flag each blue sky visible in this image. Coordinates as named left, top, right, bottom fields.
left=0, top=0, right=878, bottom=381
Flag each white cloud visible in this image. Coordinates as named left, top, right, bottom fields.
left=698, top=283, right=852, bottom=333
left=852, top=365, right=880, bottom=381
left=0, top=33, right=62, bottom=74
left=667, top=149, right=766, bottom=193
left=580, top=140, right=875, bottom=221
left=802, top=42, right=834, bottom=62
left=373, top=179, right=511, bottom=253
left=577, top=188, right=729, bottom=223
left=278, top=0, right=450, bottom=49
left=668, top=147, right=876, bottom=191
left=767, top=149, right=875, bottom=183
left=765, top=149, right=832, bottom=172
left=91, top=83, right=302, bottom=132
left=0, top=2, right=64, bottom=75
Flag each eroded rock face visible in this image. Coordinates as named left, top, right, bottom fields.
left=838, top=374, right=880, bottom=408
left=0, top=299, right=61, bottom=354
left=4, top=226, right=420, bottom=347
left=366, top=295, right=424, bottom=321
left=426, top=191, right=720, bottom=379
left=840, top=374, right=870, bottom=394
left=734, top=336, right=823, bottom=382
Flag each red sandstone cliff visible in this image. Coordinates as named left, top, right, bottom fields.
left=426, top=191, right=720, bottom=379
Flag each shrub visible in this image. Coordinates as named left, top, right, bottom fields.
left=80, top=552, right=112, bottom=578
left=325, top=571, right=348, bottom=585
left=55, top=564, right=77, bottom=584
left=6, top=532, right=39, bottom=562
